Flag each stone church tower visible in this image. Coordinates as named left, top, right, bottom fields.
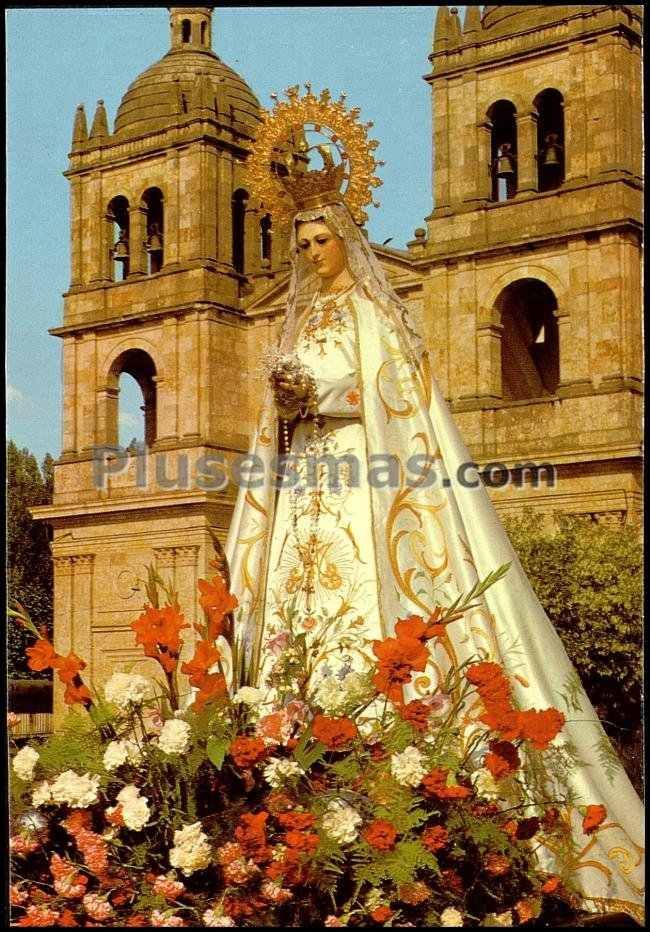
left=34, top=6, right=643, bottom=722
left=37, top=7, right=292, bottom=720
left=407, top=4, right=643, bottom=522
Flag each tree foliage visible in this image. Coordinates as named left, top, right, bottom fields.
left=501, top=510, right=642, bottom=737
left=7, top=440, right=54, bottom=679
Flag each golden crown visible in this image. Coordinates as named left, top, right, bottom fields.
left=244, top=84, right=384, bottom=227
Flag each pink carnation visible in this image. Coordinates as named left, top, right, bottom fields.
left=10, top=834, right=40, bottom=856
left=151, top=910, right=185, bottom=927
left=83, top=893, right=114, bottom=921
left=152, top=874, right=185, bottom=900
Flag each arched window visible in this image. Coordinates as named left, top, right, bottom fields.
left=200, top=20, right=207, bottom=45
left=260, top=214, right=272, bottom=264
left=107, top=195, right=130, bottom=281
left=488, top=100, right=518, bottom=202
left=182, top=19, right=191, bottom=43
left=142, top=187, right=164, bottom=274
left=535, top=88, right=565, bottom=191
left=108, top=349, right=157, bottom=448
left=232, top=189, right=248, bottom=274
left=496, top=279, right=559, bottom=400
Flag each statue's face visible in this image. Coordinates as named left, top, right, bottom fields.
left=295, top=221, right=347, bottom=280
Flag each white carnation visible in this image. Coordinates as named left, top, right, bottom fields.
left=471, top=768, right=500, bottom=800
left=117, top=783, right=141, bottom=804
left=390, top=745, right=427, bottom=787
left=263, top=758, right=304, bottom=788
left=169, top=821, right=212, bottom=876
left=441, top=907, right=464, bottom=926
left=31, top=781, right=52, bottom=807
left=50, top=770, right=100, bottom=808
left=104, top=739, right=142, bottom=772
left=122, top=799, right=150, bottom=831
left=104, top=741, right=126, bottom=772
left=104, top=672, right=152, bottom=709
left=233, top=686, right=264, bottom=706
left=158, top=719, right=191, bottom=755
left=321, top=799, right=362, bottom=844
left=203, top=909, right=235, bottom=927
left=12, top=745, right=39, bottom=782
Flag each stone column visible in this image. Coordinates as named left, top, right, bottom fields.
left=95, top=387, right=119, bottom=447
left=164, top=149, right=181, bottom=268
left=476, top=320, right=503, bottom=403
left=476, top=120, right=493, bottom=202
left=71, top=555, right=95, bottom=666
left=128, top=205, right=148, bottom=277
left=553, top=306, right=573, bottom=393
left=61, top=338, right=78, bottom=455
left=174, top=545, right=200, bottom=673
left=516, top=110, right=538, bottom=196
left=87, top=172, right=104, bottom=284
left=69, top=177, right=83, bottom=286
left=52, top=556, right=74, bottom=726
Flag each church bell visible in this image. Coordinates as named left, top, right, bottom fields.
left=496, top=143, right=516, bottom=177
left=146, top=224, right=163, bottom=252
left=113, top=232, right=129, bottom=261
left=541, top=133, right=563, bottom=168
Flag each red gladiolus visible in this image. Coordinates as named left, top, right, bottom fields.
left=372, top=635, right=429, bottom=702
left=363, top=819, right=398, bottom=851
left=54, top=651, right=86, bottom=684
left=485, top=740, right=521, bottom=779
left=193, top=673, right=227, bottom=712
left=131, top=604, right=189, bottom=673
left=26, top=639, right=59, bottom=672
left=181, top=640, right=221, bottom=687
left=311, top=714, right=358, bottom=750
left=582, top=804, right=607, bottom=835
left=63, top=680, right=92, bottom=707
left=197, top=574, right=238, bottom=640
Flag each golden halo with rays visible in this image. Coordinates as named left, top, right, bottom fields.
left=244, top=84, right=384, bottom=227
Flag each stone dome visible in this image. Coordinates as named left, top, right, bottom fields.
left=481, top=6, right=572, bottom=36
left=114, top=48, right=261, bottom=138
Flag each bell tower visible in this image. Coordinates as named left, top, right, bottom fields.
left=35, top=7, right=287, bottom=722
left=409, top=5, right=643, bottom=524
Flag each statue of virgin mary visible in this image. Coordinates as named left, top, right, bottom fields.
left=224, top=87, right=644, bottom=918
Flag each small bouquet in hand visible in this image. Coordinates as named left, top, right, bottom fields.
left=264, top=351, right=317, bottom=416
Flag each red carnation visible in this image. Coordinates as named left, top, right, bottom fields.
left=421, top=825, right=449, bottom=853
left=230, top=735, right=267, bottom=769
left=363, top=819, right=398, bottom=852
left=312, top=714, right=358, bottom=750
left=397, top=699, right=431, bottom=731
left=582, top=804, right=607, bottom=835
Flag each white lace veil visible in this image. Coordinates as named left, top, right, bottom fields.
left=278, top=203, right=426, bottom=369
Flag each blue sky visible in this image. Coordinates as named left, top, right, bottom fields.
left=7, top=6, right=469, bottom=461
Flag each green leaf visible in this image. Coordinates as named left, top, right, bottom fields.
left=206, top=736, right=229, bottom=770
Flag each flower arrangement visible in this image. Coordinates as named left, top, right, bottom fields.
left=9, top=564, right=610, bottom=927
